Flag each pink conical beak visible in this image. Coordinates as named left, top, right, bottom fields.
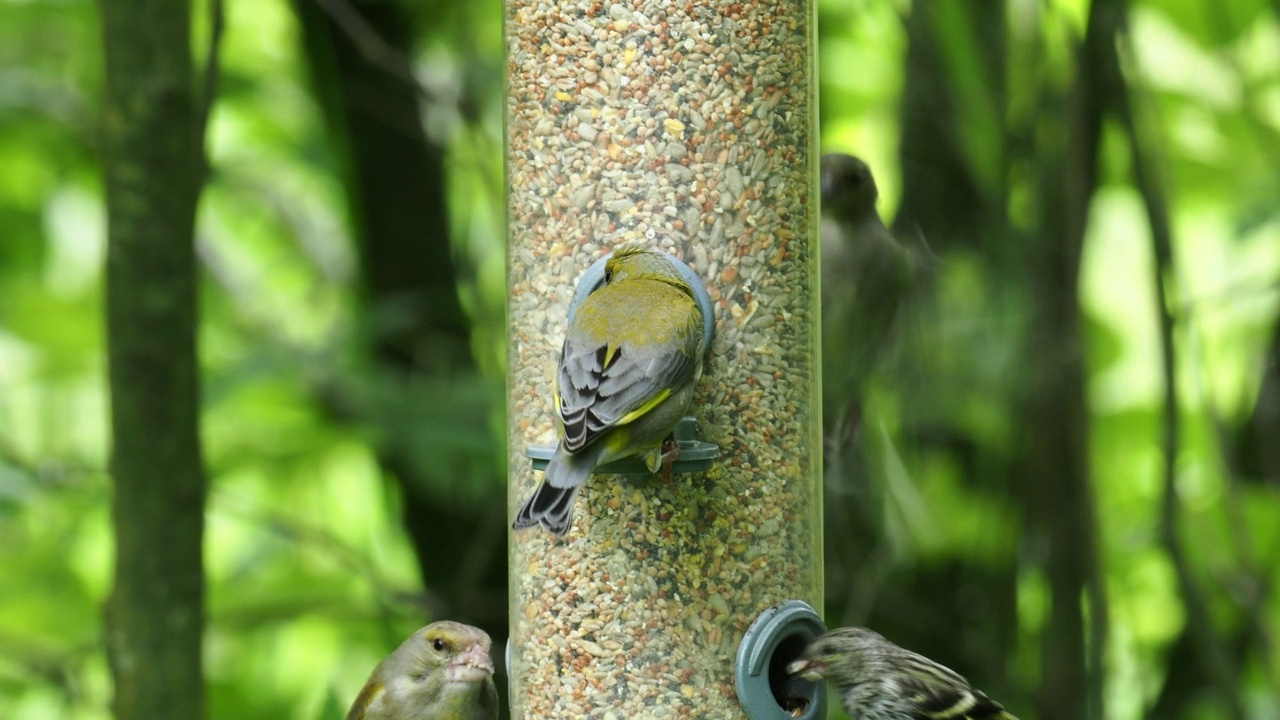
left=447, top=642, right=494, bottom=683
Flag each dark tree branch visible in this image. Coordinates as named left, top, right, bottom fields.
left=1107, top=10, right=1251, bottom=719
left=1185, top=295, right=1278, bottom=685
left=100, top=0, right=208, bottom=716
left=308, top=0, right=506, bottom=201
left=1125, top=118, right=1249, bottom=720
left=196, top=0, right=224, bottom=171
left=1075, top=8, right=1126, bottom=719
left=894, top=0, right=1005, bottom=255
left=1020, top=1, right=1119, bottom=717
left=309, top=0, right=430, bottom=100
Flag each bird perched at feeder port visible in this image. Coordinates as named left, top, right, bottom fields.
left=787, top=627, right=1017, bottom=720
left=513, top=244, right=706, bottom=536
left=346, top=621, right=498, bottom=720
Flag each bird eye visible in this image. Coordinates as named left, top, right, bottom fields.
left=604, top=266, right=614, bottom=282
left=432, top=638, right=446, bottom=652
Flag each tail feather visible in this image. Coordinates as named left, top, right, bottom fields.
left=512, top=483, right=580, bottom=535
left=512, top=444, right=599, bottom=536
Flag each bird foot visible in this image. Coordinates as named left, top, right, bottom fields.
left=660, top=435, right=680, bottom=482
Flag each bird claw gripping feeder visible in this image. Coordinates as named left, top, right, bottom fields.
left=505, top=0, right=822, bottom=716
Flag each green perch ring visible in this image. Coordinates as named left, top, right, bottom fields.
left=526, top=415, right=719, bottom=475
left=526, top=247, right=720, bottom=476
left=735, top=600, right=828, bottom=719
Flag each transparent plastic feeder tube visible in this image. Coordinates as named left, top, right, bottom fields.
left=505, top=1, right=821, bottom=718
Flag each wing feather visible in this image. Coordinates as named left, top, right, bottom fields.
left=345, top=680, right=383, bottom=720
left=897, top=652, right=1010, bottom=720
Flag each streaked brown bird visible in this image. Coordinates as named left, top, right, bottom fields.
left=788, top=627, right=1017, bottom=720
left=347, top=621, right=498, bottom=720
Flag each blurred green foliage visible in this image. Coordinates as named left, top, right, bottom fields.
left=1, top=0, right=1278, bottom=718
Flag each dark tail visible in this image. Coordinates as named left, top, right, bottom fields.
left=513, top=444, right=598, bottom=535
left=512, top=481, right=579, bottom=536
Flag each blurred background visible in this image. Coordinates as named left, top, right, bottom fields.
left=1, top=0, right=1277, bottom=718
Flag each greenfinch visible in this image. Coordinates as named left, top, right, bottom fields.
left=788, top=627, right=1017, bottom=720
left=347, top=621, right=498, bottom=720
left=820, top=154, right=915, bottom=616
left=821, top=153, right=924, bottom=434
left=513, top=244, right=706, bottom=536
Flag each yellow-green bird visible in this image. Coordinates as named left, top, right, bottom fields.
left=513, top=244, right=705, bottom=536
left=788, top=627, right=1017, bottom=720
left=346, top=621, right=498, bottom=720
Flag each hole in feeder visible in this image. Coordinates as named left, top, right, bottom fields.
left=735, top=600, right=827, bottom=719
left=769, top=631, right=814, bottom=716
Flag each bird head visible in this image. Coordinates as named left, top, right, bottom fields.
left=786, top=627, right=886, bottom=688
left=350, top=621, right=495, bottom=720
left=821, top=153, right=879, bottom=224
left=428, top=623, right=495, bottom=684
left=603, top=244, right=685, bottom=286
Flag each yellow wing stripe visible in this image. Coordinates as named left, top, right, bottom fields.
left=924, top=693, right=977, bottom=718
left=603, top=344, right=621, bottom=369
left=346, top=680, right=383, bottom=720
left=616, top=387, right=672, bottom=425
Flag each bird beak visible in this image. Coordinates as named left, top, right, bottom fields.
left=447, top=643, right=495, bottom=684
left=785, top=656, right=826, bottom=680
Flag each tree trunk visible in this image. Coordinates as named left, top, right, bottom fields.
left=100, top=0, right=208, bottom=717
left=1021, top=3, right=1114, bottom=717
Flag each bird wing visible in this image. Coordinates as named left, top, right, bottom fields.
left=556, top=283, right=701, bottom=453
left=345, top=680, right=383, bottom=720
left=898, top=656, right=1012, bottom=719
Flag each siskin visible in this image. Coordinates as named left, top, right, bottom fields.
left=347, top=621, right=498, bottom=720
left=513, top=244, right=705, bottom=536
left=788, top=627, right=1017, bottom=720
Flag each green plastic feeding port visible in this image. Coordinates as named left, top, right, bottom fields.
left=735, top=600, right=828, bottom=719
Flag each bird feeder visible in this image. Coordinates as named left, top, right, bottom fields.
left=505, top=0, right=823, bottom=717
